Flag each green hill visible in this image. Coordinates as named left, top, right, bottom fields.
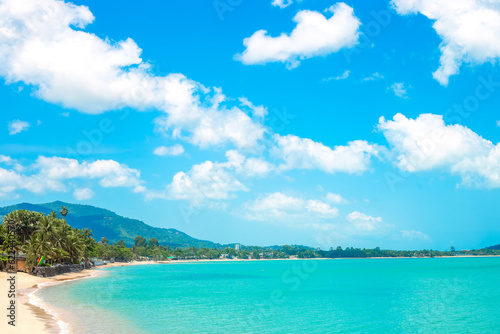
left=0, top=201, right=218, bottom=248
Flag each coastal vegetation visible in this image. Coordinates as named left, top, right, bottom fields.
left=1, top=208, right=500, bottom=273
left=0, top=208, right=95, bottom=271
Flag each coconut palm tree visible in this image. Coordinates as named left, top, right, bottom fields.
left=2, top=210, right=44, bottom=243
left=60, top=206, right=68, bottom=218
left=25, top=233, right=54, bottom=271
left=101, top=237, right=109, bottom=246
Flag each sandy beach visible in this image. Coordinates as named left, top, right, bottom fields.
left=0, top=261, right=158, bottom=334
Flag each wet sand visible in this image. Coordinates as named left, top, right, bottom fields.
left=0, top=261, right=157, bottom=333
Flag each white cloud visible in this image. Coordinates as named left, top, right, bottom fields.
left=379, top=113, right=500, bottom=188
left=0, top=155, right=23, bottom=171
left=224, top=150, right=275, bottom=177
left=153, top=85, right=267, bottom=149
left=238, top=97, right=268, bottom=118
left=147, top=150, right=274, bottom=205
left=235, top=3, right=361, bottom=68
left=168, top=160, right=249, bottom=204
left=326, top=192, right=349, bottom=204
left=362, top=72, right=384, bottom=81
left=497, top=120, right=500, bottom=128
left=243, top=192, right=338, bottom=222
left=73, top=187, right=94, bottom=200
left=0, top=156, right=11, bottom=164
left=0, top=0, right=266, bottom=149
left=389, top=82, right=408, bottom=98
left=401, top=230, right=430, bottom=241
left=323, top=70, right=350, bottom=82
left=249, top=192, right=304, bottom=214
left=243, top=194, right=390, bottom=243
left=346, top=211, right=384, bottom=232
left=8, top=120, right=30, bottom=135
left=0, top=156, right=145, bottom=198
left=271, top=0, right=293, bottom=9
left=0, top=166, right=63, bottom=195
left=153, top=144, right=184, bottom=156
left=306, top=199, right=339, bottom=217
left=35, top=156, right=143, bottom=188
left=391, top=0, right=500, bottom=86
left=273, top=134, right=380, bottom=174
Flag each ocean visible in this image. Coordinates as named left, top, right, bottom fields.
left=38, top=258, right=500, bottom=333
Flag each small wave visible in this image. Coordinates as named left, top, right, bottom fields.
left=28, top=271, right=105, bottom=334
left=29, top=283, right=71, bottom=334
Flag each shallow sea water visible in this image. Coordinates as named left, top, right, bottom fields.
left=38, top=258, right=500, bottom=333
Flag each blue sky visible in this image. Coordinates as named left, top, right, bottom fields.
left=1, top=0, right=500, bottom=250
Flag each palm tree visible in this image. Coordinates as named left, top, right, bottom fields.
left=63, top=230, right=84, bottom=264
left=2, top=210, right=43, bottom=243
left=60, top=206, right=68, bottom=218
left=101, top=237, right=109, bottom=246
left=1, top=208, right=101, bottom=272
left=36, top=216, right=57, bottom=242
left=25, top=233, right=54, bottom=272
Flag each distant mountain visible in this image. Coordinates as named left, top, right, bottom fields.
left=487, top=244, right=500, bottom=250
left=0, top=201, right=219, bottom=248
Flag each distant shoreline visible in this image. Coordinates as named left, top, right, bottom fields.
left=3, top=255, right=500, bottom=333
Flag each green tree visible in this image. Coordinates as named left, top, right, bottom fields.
left=148, top=237, right=159, bottom=248
left=2, top=210, right=44, bottom=243
left=101, top=237, right=109, bottom=246
left=115, top=239, right=126, bottom=248
left=60, top=206, right=68, bottom=217
left=134, top=236, right=147, bottom=247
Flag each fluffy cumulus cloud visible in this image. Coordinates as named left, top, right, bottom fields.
left=35, top=156, right=143, bottom=189
left=153, top=86, right=266, bottom=149
left=73, top=187, right=94, bottom=200
left=0, top=0, right=266, bottom=149
left=306, top=199, right=339, bottom=216
left=8, top=120, right=30, bottom=135
left=0, top=155, right=144, bottom=198
left=235, top=3, right=361, bottom=68
left=162, top=150, right=275, bottom=205
left=243, top=192, right=339, bottom=222
left=153, top=144, right=185, bottom=156
left=223, top=150, right=275, bottom=177
left=346, top=211, right=385, bottom=233
left=0, top=167, right=60, bottom=197
left=150, top=133, right=382, bottom=205
left=379, top=113, right=500, bottom=188
left=326, top=192, right=348, bottom=204
left=273, top=134, right=381, bottom=174
left=167, top=160, right=248, bottom=204
left=391, top=0, right=500, bottom=85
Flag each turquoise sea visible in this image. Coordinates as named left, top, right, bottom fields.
left=38, top=258, right=500, bottom=333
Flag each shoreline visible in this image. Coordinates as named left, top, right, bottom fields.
left=2, top=255, right=500, bottom=333
left=0, top=261, right=157, bottom=333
